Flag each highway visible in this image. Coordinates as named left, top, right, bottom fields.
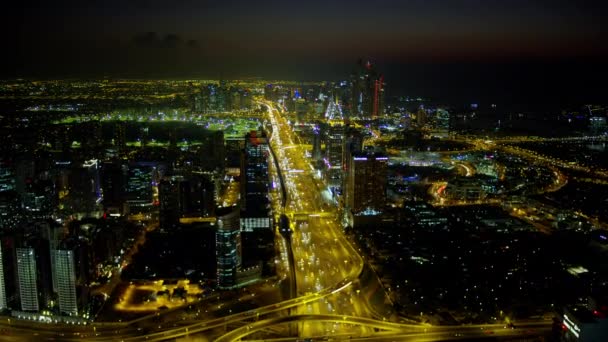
left=261, top=99, right=375, bottom=337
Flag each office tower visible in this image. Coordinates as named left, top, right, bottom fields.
left=325, top=125, right=344, bottom=190
left=351, top=59, right=384, bottom=119
left=240, top=131, right=271, bottom=231
left=69, top=159, right=101, bottom=215
left=342, top=127, right=364, bottom=205
left=216, top=207, right=241, bottom=289
left=326, top=125, right=344, bottom=169
left=53, top=238, right=90, bottom=316
left=241, top=131, right=268, bottom=205
left=159, top=175, right=183, bottom=231
left=125, top=163, right=154, bottom=209
left=53, top=249, right=77, bottom=315
left=101, top=162, right=127, bottom=213
left=346, top=153, right=388, bottom=215
left=16, top=247, right=39, bottom=312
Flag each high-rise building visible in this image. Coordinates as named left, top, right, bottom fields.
left=69, top=159, right=101, bottom=215
left=216, top=207, right=241, bottom=289
left=342, top=127, right=364, bottom=205
left=16, top=247, right=39, bottom=312
left=53, top=249, right=77, bottom=315
left=346, top=153, right=388, bottom=215
left=101, top=162, right=127, bottom=214
left=351, top=59, right=384, bottom=119
left=53, top=237, right=90, bottom=316
left=241, top=132, right=269, bottom=201
left=125, top=163, right=154, bottom=209
left=241, top=131, right=270, bottom=211
left=240, top=132, right=271, bottom=231
left=159, top=175, right=183, bottom=231
left=325, top=125, right=344, bottom=190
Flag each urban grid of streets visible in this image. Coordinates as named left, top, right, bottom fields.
left=0, top=98, right=556, bottom=342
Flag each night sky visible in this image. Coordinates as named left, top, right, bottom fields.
left=3, top=0, right=608, bottom=104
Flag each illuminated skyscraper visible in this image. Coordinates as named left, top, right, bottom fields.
left=240, top=131, right=271, bottom=231
left=53, top=237, right=90, bottom=316
left=53, top=249, right=77, bottom=315
left=325, top=125, right=344, bottom=190
left=125, top=163, right=154, bottom=209
left=346, top=153, right=388, bottom=215
left=351, top=59, right=385, bottom=119
left=216, top=207, right=241, bottom=289
left=16, top=247, right=39, bottom=312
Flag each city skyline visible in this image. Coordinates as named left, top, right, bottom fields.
left=3, top=1, right=608, bottom=105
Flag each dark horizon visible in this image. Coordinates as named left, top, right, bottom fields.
left=2, top=0, right=608, bottom=106
left=3, top=58, right=607, bottom=109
